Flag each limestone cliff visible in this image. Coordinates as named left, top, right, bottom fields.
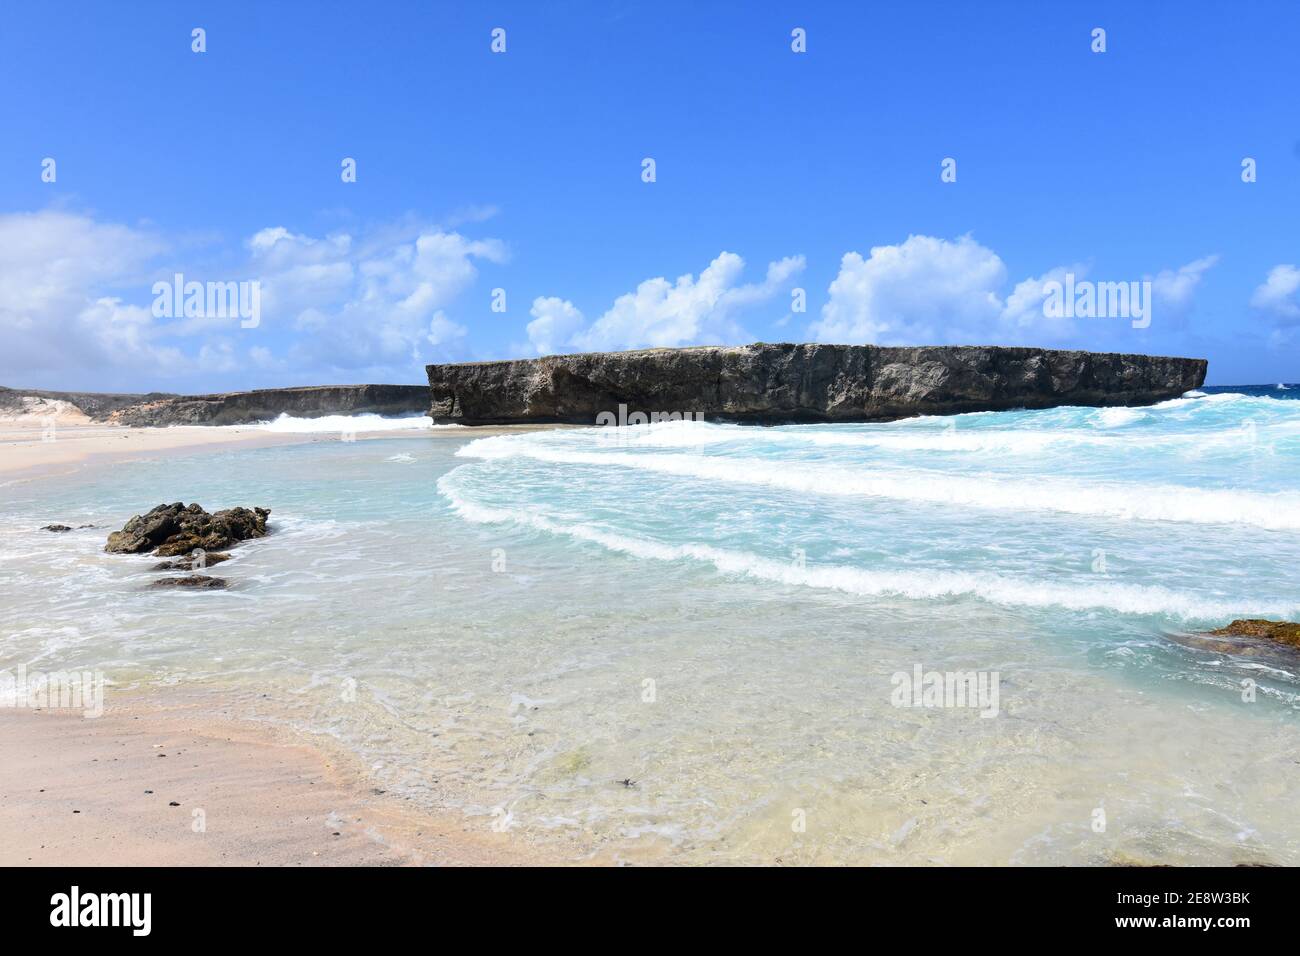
left=426, top=344, right=1207, bottom=425
left=0, top=384, right=429, bottom=426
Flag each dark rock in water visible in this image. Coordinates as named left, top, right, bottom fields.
left=150, top=552, right=231, bottom=571
left=426, top=343, right=1208, bottom=425
left=41, top=524, right=72, bottom=532
left=105, top=503, right=269, bottom=555
left=1209, top=619, right=1300, bottom=649
left=147, top=575, right=229, bottom=590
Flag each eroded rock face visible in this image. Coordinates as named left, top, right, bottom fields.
left=108, top=384, right=428, bottom=426
left=105, top=503, right=269, bottom=556
left=1, top=384, right=427, bottom=426
left=1209, top=619, right=1300, bottom=649
left=426, top=344, right=1208, bottom=425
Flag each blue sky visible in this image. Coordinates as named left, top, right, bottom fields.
left=1, top=0, right=1297, bottom=391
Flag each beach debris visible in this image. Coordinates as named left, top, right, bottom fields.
left=151, top=551, right=231, bottom=572
left=105, top=502, right=269, bottom=556
left=147, top=575, right=229, bottom=590
left=40, top=524, right=72, bottom=532
left=617, top=778, right=637, bottom=789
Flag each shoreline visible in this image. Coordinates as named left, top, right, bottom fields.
left=0, top=418, right=564, bottom=483
left=0, top=688, right=563, bottom=866
left=1, top=416, right=576, bottom=867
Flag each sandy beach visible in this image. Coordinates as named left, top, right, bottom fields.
left=1, top=415, right=436, bottom=480
left=0, top=693, right=553, bottom=866
left=0, top=416, right=566, bottom=866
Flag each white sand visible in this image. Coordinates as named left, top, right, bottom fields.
left=0, top=413, right=570, bottom=866
left=0, top=697, right=555, bottom=866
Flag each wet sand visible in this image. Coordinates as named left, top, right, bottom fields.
left=0, top=693, right=560, bottom=866
left=0, top=415, right=571, bottom=866
left=0, top=417, right=564, bottom=480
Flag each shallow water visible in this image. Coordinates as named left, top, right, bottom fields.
left=3, top=390, right=1300, bottom=865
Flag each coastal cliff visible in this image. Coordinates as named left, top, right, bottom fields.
left=427, top=344, right=1208, bottom=425
left=108, top=385, right=429, bottom=426
left=0, top=384, right=428, bottom=426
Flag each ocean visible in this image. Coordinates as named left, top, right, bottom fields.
left=3, top=387, right=1300, bottom=864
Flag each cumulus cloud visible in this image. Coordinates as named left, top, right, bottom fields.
left=812, top=236, right=1008, bottom=345
left=810, top=234, right=1216, bottom=346
left=552, top=252, right=803, bottom=353
left=252, top=224, right=503, bottom=370
left=526, top=296, right=586, bottom=356
left=1148, top=255, right=1219, bottom=323
left=0, top=210, right=173, bottom=378
left=0, top=208, right=505, bottom=388
left=1251, top=264, right=1300, bottom=322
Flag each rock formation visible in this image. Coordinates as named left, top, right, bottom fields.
left=1208, top=619, right=1300, bottom=649
left=105, top=503, right=270, bottom=556
left=147, top=575, right=229, bottom=590
left=426, top=344, right=1208, bottom=425
left=109, top=384, right=429, bottom=426
left=0, top=384, right=428, bottom=426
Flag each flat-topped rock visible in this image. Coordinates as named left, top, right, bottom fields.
left=426, top=343, right=1208, bottom=425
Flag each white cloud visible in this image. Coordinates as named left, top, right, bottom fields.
left=1149, top=255, right=1219, bottom=322
left=568, top=252, right=804, bottom=352
left=0, top=209, right=504, bottom=388
left=812, top=236, right=1007, bottom=345
left=999, top=264, right=1089, bottom=336
left=527, top=296, right=585, bottom=356
left=811, top=234, right=1216, bottom=345
left=1251, top=264, right=1300, bottom=322
left=255, top=225, right=502, bottom=369
left=0, top=210, right=182, bottom=378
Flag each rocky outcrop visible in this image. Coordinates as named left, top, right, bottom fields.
left=108, top=384, right=429, bottom=426
left=0, top=384, right=427, bottom=426
left=0, top=385, right=174, bottom=420
left=426, top=344, right=1208, bottom=425
left=105, top=503, right=269, bottom=556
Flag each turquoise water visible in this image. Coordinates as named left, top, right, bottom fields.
left=3, top=389, right=1300, bottom=864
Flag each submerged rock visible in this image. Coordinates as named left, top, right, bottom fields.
left=41, top=524, right=72, bottom=532
left=148, top=575, right=229, bottom=590
left=150, top=552, right=231, bottom=571
left=105, top=503, right=269, bottom=556
left=1208, top=619, right=1300, bottom=649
